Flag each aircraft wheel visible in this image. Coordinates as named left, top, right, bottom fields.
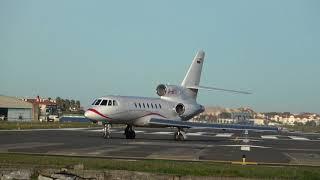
left=125, top=124, right=136, bottom=139
left=103, top=133, right=111, bottom=139
left=125, top=130, right=135, bottom=139
left=174, top=132, right=185, bottom=141
left=174, top=130, right=187, bottom=141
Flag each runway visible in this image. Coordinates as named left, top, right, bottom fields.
left=0, top=127, right=320, bottom=166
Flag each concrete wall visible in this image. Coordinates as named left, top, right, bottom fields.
left=7, top=108, right=32, bottom=122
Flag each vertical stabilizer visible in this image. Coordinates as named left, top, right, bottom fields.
left=181, top=50, right=205, bottom=88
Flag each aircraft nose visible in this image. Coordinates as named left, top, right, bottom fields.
left=84, top=110, right=95, bottom=119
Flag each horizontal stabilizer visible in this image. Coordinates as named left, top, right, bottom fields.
left=149, top=118, right=278, bottom=132
left=187, top=85, right=252, bottom=94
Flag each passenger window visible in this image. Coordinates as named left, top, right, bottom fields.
left=108, top=100, right=112, bottom=106
left=134, top=103, right=137, bottom=108
left=92, top=99, right=97, bottom=105
left=155, top=104, right=158, bottom=109
left=139, top=103, right=141, bottom=108
left=113, top=100, right=118, bottom=106
left=147, top=103, right=149, bottom=108
left=143, top=103, right=145, bottom=108
left=100, top=100, right=108, bottom=106
left=159, top=104, right=162, bottom=109
left=151, top=103, right=153, bottom=108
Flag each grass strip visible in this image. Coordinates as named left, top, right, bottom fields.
left=0, top=153, right=319, bottom=179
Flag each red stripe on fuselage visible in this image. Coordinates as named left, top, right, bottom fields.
left=139, top=112, right=167, bottom=119
left=87, top=109, right=167, bottom=121
left=88, top=108, right=112, bottom=120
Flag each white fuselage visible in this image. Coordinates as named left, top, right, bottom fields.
left=84, top=95, right=204, bottom=127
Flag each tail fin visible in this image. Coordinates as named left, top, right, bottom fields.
left=181, top=50, right=205, bottom=87
left=181, top=50, right=251, bottom=100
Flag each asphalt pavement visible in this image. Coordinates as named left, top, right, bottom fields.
left=0, top=127, right=319, bottom=165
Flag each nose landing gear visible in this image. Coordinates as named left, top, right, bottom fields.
left=174, top=127, right=187, bottom=141
left=124, top=124, right=136, bottom=139
left=102, top=123, right=111, bottom=139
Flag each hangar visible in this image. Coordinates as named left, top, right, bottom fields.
left=0, top=95, right=34, bottom=122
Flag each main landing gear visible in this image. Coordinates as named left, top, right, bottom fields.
left=102, top=123, right=111, bottom=139
left=124, top=124, right=136, bottom=139
left=174, top=127, right=187, bottom=141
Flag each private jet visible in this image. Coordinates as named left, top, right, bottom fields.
left=84, top=50, right=278, bottom=140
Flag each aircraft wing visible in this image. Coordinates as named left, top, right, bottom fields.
left=149, top=118, right=278, bottom=132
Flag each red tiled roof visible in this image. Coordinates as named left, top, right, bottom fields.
left=25, top=99, right=56, bottom=105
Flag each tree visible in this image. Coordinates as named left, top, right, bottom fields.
left=56, top=97, right=62, bottom=108
left=76, top=100, right=81, bottom=110
left=219, top=112, right=231, bottom=119
left=305, top=120, right=316, bottom=127
left=61, top=99, right=66, bottom=111
left=65, top=99, right=71, bottom=111
left=70, top=100, right=75, bottom=110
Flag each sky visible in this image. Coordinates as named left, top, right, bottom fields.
left=0, top=0, right=319, bottom=113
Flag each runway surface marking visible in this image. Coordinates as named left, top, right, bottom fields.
left=288, top=136, right=309, bottom=141
left=89, top=129, right=145, bottom=133
left=128, top=141, right=214, bottom=148
left=85, top=129, right=119, bottom=132
left=186, top=132, right=204, bottom=136
left=261, top=135, right=278, bottom=139
left=215, top=133, right=233, bottom=137
left=218, top=144, right=271, bottom=149
left=134, top=130, right=145, bottom=133
left=149, top=132, right=174, bottom=135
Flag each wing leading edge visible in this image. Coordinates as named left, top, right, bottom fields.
left=149, top=118, right=278, bottom=132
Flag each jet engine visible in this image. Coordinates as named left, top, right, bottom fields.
left=156, top=84, right=167, bottom=96
left=156, top=84, right=181, bottom=97
left=175, top=103, right=185, bottom=116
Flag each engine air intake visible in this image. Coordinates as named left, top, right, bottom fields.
left=175, top=103, right=185, bottom=116
left=156, top=84, right=167, bottom=96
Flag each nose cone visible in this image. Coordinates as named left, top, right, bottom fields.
left=84, top=110, right=95, bottom=120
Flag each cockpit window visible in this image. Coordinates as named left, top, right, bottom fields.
left=108, top=100, right=112, bottom=106
left=92, top=99, right=97, bottom=105
left=94, top=99, right=102, bottom=105
left=113, top=100, right=118, bottom=106
left=100, top=100, right=108, bottom=106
